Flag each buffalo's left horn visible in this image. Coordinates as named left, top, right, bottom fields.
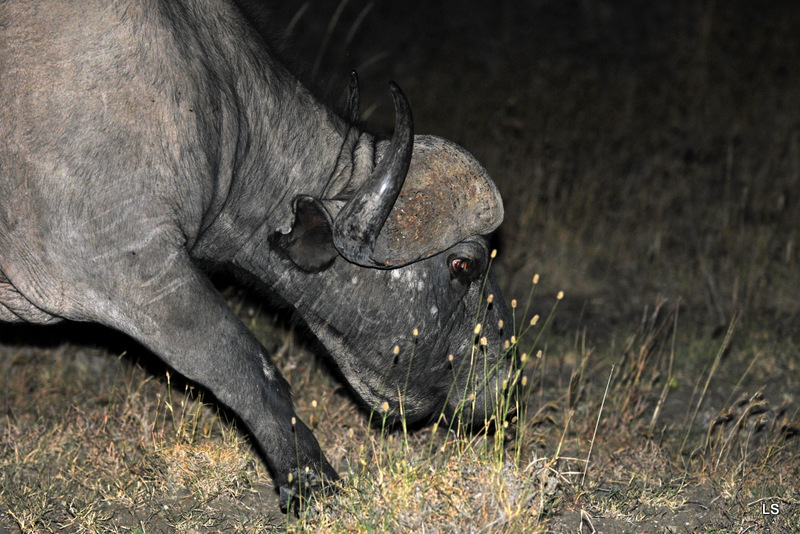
left=345, top=70, right=360, bottom=123
left=333, top=82, right=414, bottom=266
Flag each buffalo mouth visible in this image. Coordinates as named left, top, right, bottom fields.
left=440, top=344, right=519, bottom=431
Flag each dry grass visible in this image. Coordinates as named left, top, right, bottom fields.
left=3, top=287, right=798, bottom=532
left=0, top=339, right=275, bottom=533
left=3, top=0, right=800, bottom=532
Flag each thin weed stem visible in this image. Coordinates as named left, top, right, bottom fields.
left=649, top=300, right=680, bottom=434
left=518, top=274, right=540, bottom=338
left=285, top=2, right=310, bottom=36
left=681, top=311, right=739, bottom=452
left=312, top=0, right=351, bottom=78
left=582, top=364, right=614, bottom=487
left=523, top=291, right=563, bottom=357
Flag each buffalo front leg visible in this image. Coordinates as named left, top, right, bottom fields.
left=83, top=251, right=337, bottom=509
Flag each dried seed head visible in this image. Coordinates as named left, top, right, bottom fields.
left=536, top=349, right=543, bottom=359
left=521, top=352, right=528, bottom=363
left=480, top=336, right=488, bottom=346
left=288, top=473, right=293, bottom=483
left=473, top=323, right=482, bottom=335
left=491, top=249, right=497, bottom=259
left=522, top=375, right=528, bottom=386
left=291, top=417, right=296, bottom=426
left=530, top=314, right=539, bottom=326
left=557, top=291, right=564, bottom=300
left=498, top=319, right=504, bottom=328
left=448, top=354, right=454, bottom=362
left=412, top=328, right=419, bottom=337
left=487, top=294, right=494, bottom=303
left=511, top=299, right=517, bottom=309
left=533, top=273, right=540, bottom=284
left=393, top=345, right=400, bottom=355
left=311, top=400, right=318, bottom=409
left=381, top=401, right=389, bottom=412
left=511, top=335, right=517, bottom=344
left=504, top=340, right=510, bottom=349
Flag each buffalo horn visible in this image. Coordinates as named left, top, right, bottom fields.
left=332, top=82, right=414, bottom=267
left=345, top=70, right=360, bottom=123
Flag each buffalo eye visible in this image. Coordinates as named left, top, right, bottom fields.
left=451, top=257, right=468, bottom=272
left=448, top=254, right=478, bottom=283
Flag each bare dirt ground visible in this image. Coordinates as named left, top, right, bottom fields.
left=2, top=1, right=799, bottom=532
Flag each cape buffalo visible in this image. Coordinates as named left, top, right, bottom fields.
left=0, top=0, right=512, bottom=509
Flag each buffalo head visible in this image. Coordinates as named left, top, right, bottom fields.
left=270, top=77, right=513, bottom=430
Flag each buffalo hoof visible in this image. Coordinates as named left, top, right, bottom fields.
left=278, top=464, right=340, bottom=515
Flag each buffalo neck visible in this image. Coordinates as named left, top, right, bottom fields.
left=190, top=53, right=363, bottom=266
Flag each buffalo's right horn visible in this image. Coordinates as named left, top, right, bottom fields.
left=332, top=82, right=414, bottom=267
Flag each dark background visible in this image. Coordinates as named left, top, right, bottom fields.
left=261, top=0, right=800, bottom=339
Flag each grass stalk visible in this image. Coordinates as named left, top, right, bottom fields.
left=681, top=311, right=739, bottom=453
left=581, top=364, right=614, bottom=487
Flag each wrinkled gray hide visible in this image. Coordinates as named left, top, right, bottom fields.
left=0, top=0, right=512, bottom=510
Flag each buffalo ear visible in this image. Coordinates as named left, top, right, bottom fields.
left=275, top=196, right=338, bottom=272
